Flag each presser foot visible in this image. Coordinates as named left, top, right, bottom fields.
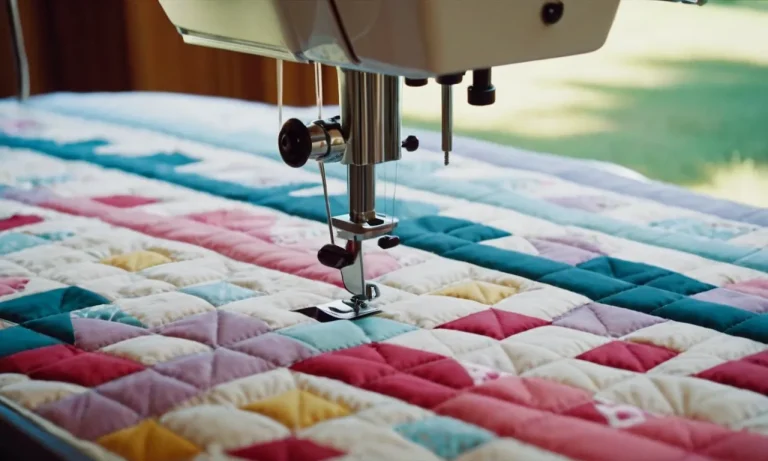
left=296, top=293, right=382, bottom=322
left=305, top=241, right=386, bottom=322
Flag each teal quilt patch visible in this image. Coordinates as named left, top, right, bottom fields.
left=70, top=305, right=144, bottom=328
left=22, top=313, right=75, bottom=344
left=645, top=273, right=715, bottom=296
left=655, top=298, right=755, bottom=332
left=650, top=217, right=755, bottom=241
left=0, top=326, right=62, bottom=358
left=351, top=317, right=418, bottom=342
left=0, top=287, right=110, bottom=324
left=277, top=320, right=372, bottom=352
left=444, top=244, right=568, bottom=280
left=600, top=287, right=685, bottom=314
left=0, top=232, right=48, bottom=256
left=395, top=216, right=510, bottom=246
left=180, top=281, right=259, bottom=307
left=34, top=231, right=75, bottom=242
left=539, top=268, right=634, bottom=300
left=395, top=416, right=495, bottom=459
left=579, top=257, right=715, bottom=295
left=578, top=257, right=674, bottom=285
left=726, top=315, right=768, bottom=343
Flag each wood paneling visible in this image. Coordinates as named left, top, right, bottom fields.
left=0, top=0, right=338, bottom=105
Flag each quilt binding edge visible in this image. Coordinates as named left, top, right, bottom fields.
left=0, top=395, right=122, bottom=461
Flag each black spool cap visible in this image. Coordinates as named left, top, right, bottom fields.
left=278, top=118, right=312, bottom=168
left=378, top=235, right=400, bottom=250
left=468, top=69, right=496, bottom=106
left=436, top=73, right=465, bottom=85
left=401, top=135, right=419, bottom=152
left=405, top=78, right=428, bottom=87
left=317, top=244, right=355, bottom=269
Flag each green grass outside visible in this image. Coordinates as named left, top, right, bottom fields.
left=401, top=0, right=768, bottom=206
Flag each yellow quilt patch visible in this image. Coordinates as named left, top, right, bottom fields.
left=101, top=251, right=173, bottom=272
left=243, top=389, right=351, bottom=430
left=432, top=281, right=519, bottom=305
left=97, top=420, right=200, bottom=461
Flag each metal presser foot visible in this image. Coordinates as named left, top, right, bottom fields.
left=277, top=68, right=410, bottom=322
left=297, top=294, right=383, bottom=323
left=283, top=122, right=402, bottom=322
left=296, top=214, right=400, bottom=322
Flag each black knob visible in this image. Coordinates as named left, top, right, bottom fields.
left=278, top=118, right=312, bottom=168
left=468, top=69, right=496, bottom=106
left=436, top=73, right=465, bottom=85
left=405, top=78, right=428, bottom=87
left=378, top=236, right=400, bottom=250
left=541, top=1, right=564, bottom=25
left=317, top=244, right=355, bottom=269
left=401, top=136, right=419, bottom=152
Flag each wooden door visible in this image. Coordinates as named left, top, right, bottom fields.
left=0, top=0, right=338, bottom=105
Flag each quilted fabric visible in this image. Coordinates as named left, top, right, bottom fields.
left=0, top=93, right=768, bottom=461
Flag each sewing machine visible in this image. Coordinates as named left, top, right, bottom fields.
left=157, top=0, right=706, bottom=321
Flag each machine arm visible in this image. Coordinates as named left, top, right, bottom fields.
left=155, top=0, right=706, bottom=320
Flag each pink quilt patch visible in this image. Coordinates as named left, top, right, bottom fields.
left=186, top=209, right=278, bottom=240
left=91, top=195, right=159, bottom=208
left=0, top=215, right=44, bottom=231
left=725, top=279, right=768, bottom=300
left=0, top=277, right=29, bottom=296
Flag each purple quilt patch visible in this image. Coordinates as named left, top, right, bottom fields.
left=155, top=310, right=271, bottom=347
left=36, top=391, right=141, bottom=441
left=95, top=369, right=200, bottom=417
left=553, top=302, right=667, bottom=337
left=692, top=288, right=768, bottom=313
left=228, top=332, right=317, bottom=367
left=154, top=348, right=275, bottom=390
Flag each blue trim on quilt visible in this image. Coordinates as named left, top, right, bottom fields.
left=0, top=402, right=93, bottom=461
left=17, top=92, right=768, bottom=227
left=419, top=133, right=768, bottom=228
left=0, top=130, right=766, bottom=273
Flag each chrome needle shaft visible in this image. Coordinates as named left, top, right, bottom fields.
left=441, top=84, right=453, bottom=166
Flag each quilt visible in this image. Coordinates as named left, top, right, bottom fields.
left=0, top=92, right=768, bottom=461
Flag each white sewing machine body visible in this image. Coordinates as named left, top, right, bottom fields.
left=159, top=0, right=621, bottom=78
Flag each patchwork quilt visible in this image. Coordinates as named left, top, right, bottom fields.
left=0, top=92, right=768, bottom=461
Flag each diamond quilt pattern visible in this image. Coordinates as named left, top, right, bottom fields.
left=0, top=95, right=768, bottom=460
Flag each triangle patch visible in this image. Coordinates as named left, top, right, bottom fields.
left=554, top=302, right=666, bottom=337
left=72, top=318, right=150, bottom=351
left=155, top=310, right=270, bottom=347
left=154, top=348, right=273, bottom=389
left=243, top=389, right=350, bottom=430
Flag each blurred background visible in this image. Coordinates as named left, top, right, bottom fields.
left=1, top=0, right=766, bottom=206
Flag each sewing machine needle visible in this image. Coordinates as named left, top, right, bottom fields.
left=441, top=84, right=453, bottom=166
